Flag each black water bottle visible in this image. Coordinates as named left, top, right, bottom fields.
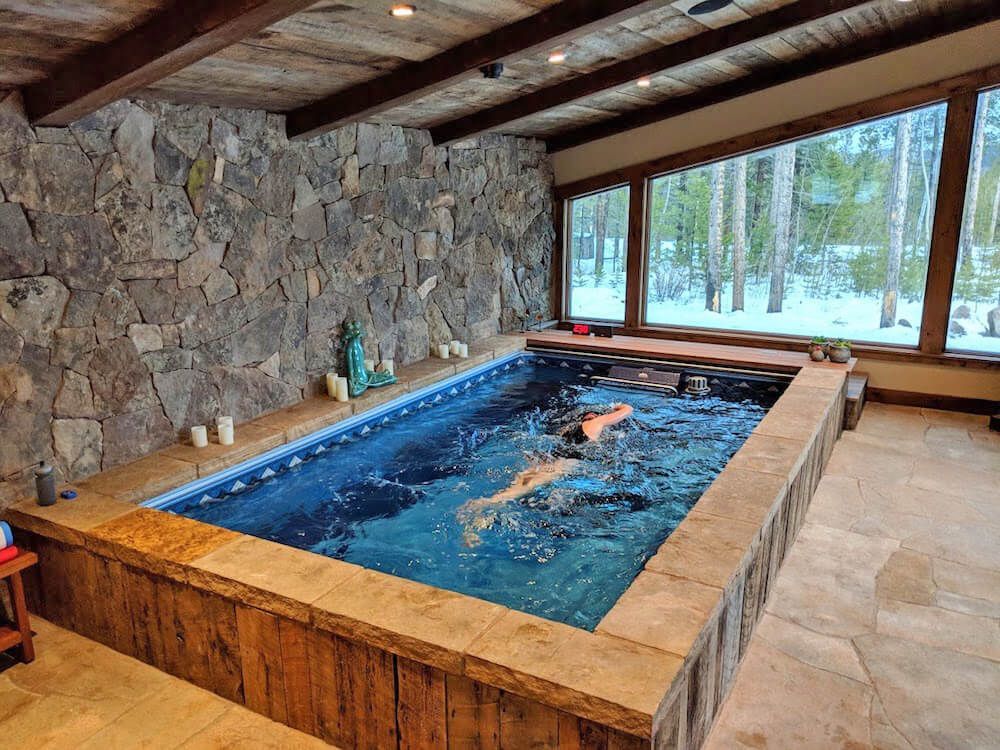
left=35, top=461, right=56, bottom=507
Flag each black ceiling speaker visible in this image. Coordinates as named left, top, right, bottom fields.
left=480, top=62, right=504, bottom=79
left=688, top=0, right=734, bottom=14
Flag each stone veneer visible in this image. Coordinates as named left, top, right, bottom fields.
left=0, top=91, right=555, bottom=505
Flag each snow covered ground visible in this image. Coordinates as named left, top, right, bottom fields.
left=568, top=281, right=1000, bottom=354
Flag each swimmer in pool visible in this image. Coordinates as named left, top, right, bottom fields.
left=457, top=403, right=633, bottom=546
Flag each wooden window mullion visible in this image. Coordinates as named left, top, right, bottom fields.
left=919, top=91, right=979, bottom=354
left=624, top=176, right=647, bottom=328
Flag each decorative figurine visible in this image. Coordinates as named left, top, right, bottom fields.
left=342, top=320, right=397, bottom=397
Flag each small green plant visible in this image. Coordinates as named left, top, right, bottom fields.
left=810, top=336, right=828, bottom=345
left=832, top=339, right=851, bottom=348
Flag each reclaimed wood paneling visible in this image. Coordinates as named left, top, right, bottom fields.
left=236, top=605, right=288, bottom=723
left=500, top=691, right=560, bottom=748
left=398, top=656, right=449, bottom=750
left=279, top=617, right=316, bottom=735
left=447, top=674, right=502, bottom=750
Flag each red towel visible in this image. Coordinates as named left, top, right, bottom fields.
left=0, top=546, right=19, bottom=564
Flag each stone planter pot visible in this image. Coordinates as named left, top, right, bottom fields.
left=828, top=345, right=851, bottom=364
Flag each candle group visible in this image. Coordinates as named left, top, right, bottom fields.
left=190, top=416, right=236, bottom=449
left=438, top=341, right=469, bottom=358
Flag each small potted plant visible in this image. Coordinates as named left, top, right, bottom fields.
left=808, top=336, right=828, bottom=361
left=828, top=339, right=852, bottom=363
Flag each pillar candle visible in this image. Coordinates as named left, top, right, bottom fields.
left=218, top=423, right=234, bottom=446
left=458, top=343, right=469, bottom=358
left=437, top=343, right=450, bottom=359
left=364, top=358, right=375, bottom=372
left=190, top=425, right=208, bottom=448
left=378, top=359, right=394, bottom=376
left=216, top=415, right=233, bottom=429
left=334, top=376, right=349, bottom=402
left=449, top=339, right=461, bottom=355
left=326, top=372, right=338, bottom=397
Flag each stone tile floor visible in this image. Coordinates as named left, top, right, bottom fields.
left=705, top=404, right=1000, bottom=750
left=0, top=617, right=331, bottom=749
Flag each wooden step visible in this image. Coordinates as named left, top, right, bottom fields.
left=843, top=373, right=868, bottom=430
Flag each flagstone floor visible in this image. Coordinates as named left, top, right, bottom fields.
left=705, top=404, right=1000, bottom=750
left=0, top=617, right=330, bottom=749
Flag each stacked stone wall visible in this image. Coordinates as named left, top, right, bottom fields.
left=0, top=93, right=554, bottom=503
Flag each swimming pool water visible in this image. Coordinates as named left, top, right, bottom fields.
left=174, top=356, right=784, bottom=629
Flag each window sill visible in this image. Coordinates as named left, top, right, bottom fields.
left=556, top=321, right=1000, bottom=370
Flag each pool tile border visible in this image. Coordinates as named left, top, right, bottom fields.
left=4, top=334, right=849, bottom=747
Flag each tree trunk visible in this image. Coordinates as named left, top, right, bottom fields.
left=593, top=192, right=608, bottom=284
left=960, top=95, right=989, bottom=265
left=987, top=169, right=1000, bottom=249
left=767, top=144, right=796, bottom=313
left=732, top=156, right=748, bottom=311
left=881, top=112, right=912, bottom=328
left=706, top=162, right=725, bottom=312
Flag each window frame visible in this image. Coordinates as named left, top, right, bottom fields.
left=562, top=182, right=632, bottom=325
left=553, top=64, right=1000, bottom=369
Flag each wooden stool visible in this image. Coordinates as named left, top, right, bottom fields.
left=1, top=551, right=37, bottom=664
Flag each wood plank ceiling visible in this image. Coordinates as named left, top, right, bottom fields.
left=0, top=0, right=996, bottom=149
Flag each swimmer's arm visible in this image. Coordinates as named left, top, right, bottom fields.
left=458, top=459, right=578, bottom=512
left=581, top=404, right=633, bottom=437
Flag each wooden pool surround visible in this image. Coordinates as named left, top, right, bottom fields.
left=3, top=332, right=850, bottom=749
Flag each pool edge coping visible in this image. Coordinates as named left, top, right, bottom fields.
left=3, top=335, right=849, bottom=739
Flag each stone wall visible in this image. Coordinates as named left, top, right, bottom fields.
left=0, top=93, right=554, bottom=505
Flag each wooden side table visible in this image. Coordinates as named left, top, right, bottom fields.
left=1, top=551, right=37, bottom=664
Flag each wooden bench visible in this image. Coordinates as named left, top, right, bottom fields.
left=1, top=551, right=37, bottom=664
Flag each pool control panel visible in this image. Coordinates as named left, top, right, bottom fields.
left=571, top=323, right=615, bottom=338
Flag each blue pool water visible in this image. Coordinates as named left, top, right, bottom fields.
left=171, top=355, right=784, bottom=629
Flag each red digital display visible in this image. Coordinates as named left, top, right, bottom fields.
left=572, top=324, right=591, bottom=335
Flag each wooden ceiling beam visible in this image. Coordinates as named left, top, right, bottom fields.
left=429, top=0, right=884, bottom=146
left=285, top=0, right=671, bottom=141
left=546, top=4, right=1000, bottom=152
left=22, top=0, right=317, bottom=126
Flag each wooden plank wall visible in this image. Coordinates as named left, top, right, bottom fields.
left=652, top=381, right=845, bottom=748
left=16, top=529, right=647, bottom=749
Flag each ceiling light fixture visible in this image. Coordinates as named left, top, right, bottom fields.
left=548, top=49, right=566, bottom=64
left=390, top=4, right=416, bottom=17
left=688, top=0, right=733, bottom=15
left=637, top=76, right=652, bottom=88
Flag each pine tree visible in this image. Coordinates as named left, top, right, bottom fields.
left=768, top=144, right=796, bottom=313
left=706, top=162, right=725, bottom=311
left=732, top=155, right=748, bottom=311
left=881, top=112, right=912, bottom=328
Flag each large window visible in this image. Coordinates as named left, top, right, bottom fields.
left=947, top=89, right=1000, bottom=354
left=566, top=184, right=630, bottom=322
left=642, top=104, right=947, bottom=346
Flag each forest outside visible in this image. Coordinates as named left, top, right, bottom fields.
left=566, top=97, right=1000, bottom=354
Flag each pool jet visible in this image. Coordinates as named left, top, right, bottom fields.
left=342, top=320, right=397, bottom=398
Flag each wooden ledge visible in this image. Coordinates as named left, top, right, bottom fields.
left=526, top=330, right=856, bottom=374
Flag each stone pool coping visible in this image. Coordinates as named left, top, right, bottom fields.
left=4, top=333, right=849, bottom=741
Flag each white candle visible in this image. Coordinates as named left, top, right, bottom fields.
left=326, top=372, right=338, bottom=397
left=377, top=359, right=394, bottom=376
left=449, top=339, right=461, bottom=355
left=216, top=415, right=233, bottom=429
left=363, top=358, right=375, bottom=372
left=437, top=343, right=450, bottom=359
left=334, top=376, right=349, bottom=402
left=218, top=423, right=234, bottom=446
left=458, top=343, right=469, bottom=358
left=190, top=425, right=208, bottom=448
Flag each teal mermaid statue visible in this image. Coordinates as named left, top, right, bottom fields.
left=342, top=320, right=397, bottom=398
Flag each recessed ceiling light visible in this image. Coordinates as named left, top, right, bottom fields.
left=548, top=49, right=566, bottom=64
left=637, top=76, right=652, bottom=88
left=390, top=4, right=416, bottom=17
left=688, top=0, right=733, bottom=15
